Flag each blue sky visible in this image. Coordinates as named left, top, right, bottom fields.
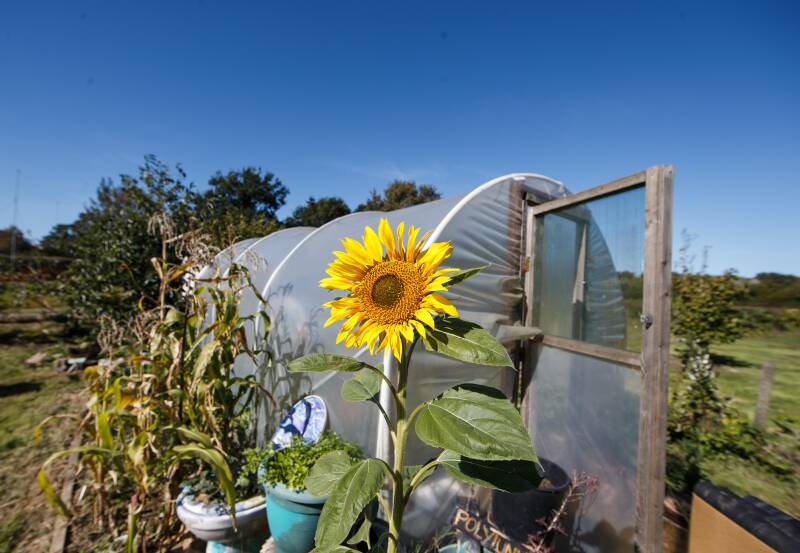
left=1, top=1, right=797, bottom=276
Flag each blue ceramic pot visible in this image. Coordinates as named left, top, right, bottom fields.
left=263, top=482, right=327, bottom=553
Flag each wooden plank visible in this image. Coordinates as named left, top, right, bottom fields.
left=49, top=430, right=82, bottom=553
left=754, top=362, right=776, bottom=429
left=520, top=200, right=537, bottom=418
left=635, top=165, right=674, bottom=553
left=530, top=170, right=646, bottom=216
left=541, top=334, right=642, bottom=368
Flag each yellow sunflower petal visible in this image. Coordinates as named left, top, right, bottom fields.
left=410, top=319, right=427, bottom=339
left=395, top=222, right=406, bottom=259
left=389, top=331, right=403, bottom=361
left=320, top=277, right=353, bottom=290
left=424, top=293, right=459, bottom=317
left=413, top=231, right=433, bottom=258
left=415, top=308, right=436, bottom=329
left=399, top=323, right=415, bottom=343
left=341, top=237, right=373, bottom=266
left=363, top=226, right=383, bottom=262
left=406, top=226, right=420, bottom=261
left=378, top=219, right=396, bottom=258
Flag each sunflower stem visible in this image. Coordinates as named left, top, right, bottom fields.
left=387, top=337, right=416, bottom=553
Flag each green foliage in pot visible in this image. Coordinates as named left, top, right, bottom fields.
left=246, top=431, right=363, bottom=492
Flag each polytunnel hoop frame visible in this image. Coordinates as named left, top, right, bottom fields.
left=521, top=165, right=674, bottom=553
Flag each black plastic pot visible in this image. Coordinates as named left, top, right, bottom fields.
left=490, top=458, right=571, bottom=544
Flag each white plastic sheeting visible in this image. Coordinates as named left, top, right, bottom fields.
left=201, top=173, right=641, bottom=551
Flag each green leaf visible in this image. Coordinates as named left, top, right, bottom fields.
left=192, top=339, right=218, bottom=387
left=174, top=444, right=236, bottom=512
left=305, top=451, right=357, bottom=497
left=401, top=463, right=437, bottom=496
left=174, top=426, right=214, bottom=448
left=346, top=516, right=372, bottom=547
left=423, top=317, right=513, bottom=368
left=315, top=458, right=388, bottom=547
left=289, top=353, right=376, bottom=373
left=414, top=383, right=536, bottom=461
left=310, top=547, right=359, bottom=553
left=97, top=411, right=113, bottom=449
left=341, top=369, right=382, bottom=402
left=438, top=450, right=542, bottom=492
left=446, top=265, right=489, bottom=287
left=38, top=469, right=71, bottom=518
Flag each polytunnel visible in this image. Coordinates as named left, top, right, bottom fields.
left=205, top=167, right=674, bottom=553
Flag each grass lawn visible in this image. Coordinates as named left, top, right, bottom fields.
left=0, top=320, right=84, bottom=553
left=669, top=330, right=800, bottom=517
left=711, top=332, right=799, bottom=424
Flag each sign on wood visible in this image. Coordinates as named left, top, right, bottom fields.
left=451, top=506, right=528, bottom=553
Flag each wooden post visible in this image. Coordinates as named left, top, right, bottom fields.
left=636, top=165, right=674, bottom=553
left=754, top=362, right=776, bottom=429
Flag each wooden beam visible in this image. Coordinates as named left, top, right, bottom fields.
left=635, top=165, right=674, bottom=553
left=541, top=334, right=641, bottom=368
left=49, top=430, right=82, bottom=553
left=530, top=170, right=646, bottom=216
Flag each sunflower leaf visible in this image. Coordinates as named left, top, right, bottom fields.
left=445, top=265, right=489, bottom=287
left=346, top=515, right=372, bottom=547
left=305, top=451, right=357, bottom=496
left=315, top=458, right=388, bottom=547
left=438, top=450, right=542, bottom=492
left=414, top=383, right=537, bottom=461
left=341, top=368, right=382, bottom=402
left=423, top=317, right=513, bottom=368
left=402, top=463, right=437, bottom=496
left=288, top=353, right=376, bottom=373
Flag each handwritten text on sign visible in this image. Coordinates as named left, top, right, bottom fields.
left=452, top=507, right=527, bottom=553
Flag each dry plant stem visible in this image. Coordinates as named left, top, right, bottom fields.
left=523, top=472, right=598, bottom=553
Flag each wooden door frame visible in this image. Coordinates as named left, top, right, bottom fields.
left=520, top=165, right=673, bottom=553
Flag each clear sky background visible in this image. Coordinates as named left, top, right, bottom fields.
left=1, top=1, right=797, bottom=276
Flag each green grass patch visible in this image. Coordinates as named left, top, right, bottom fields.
left=0, top=323, right=84, bottom=551
left=669, top=330, right=800, bottom=517
left=0, top=514, right=24, bottom=553
left=711, top=332, right=799, bottom=424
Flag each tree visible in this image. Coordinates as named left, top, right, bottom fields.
left=285, top=196, right=351, bottom=227
left=57, top=155, right=198, bottom=331
left=198, top=167, right=288, bottom=248
left=39, top=223, right=77, bottom=257
left=203, top=167, right=288, bottom=220
left=355, top=180, right=441, bottom=212
left=0, top=226, right=34, bottom=255
left=667, top=234, right=748, bottom=490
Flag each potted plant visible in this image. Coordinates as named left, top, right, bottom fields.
left=176, top=414, right=270, bottom=553
left=253, top=430, right=363, bottom=553
left=173, top=262, right=278, bottom=552
left=490, top=458, right=571, bottom=543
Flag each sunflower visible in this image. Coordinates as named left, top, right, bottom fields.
left=320, top=218, right=459, bottom=361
